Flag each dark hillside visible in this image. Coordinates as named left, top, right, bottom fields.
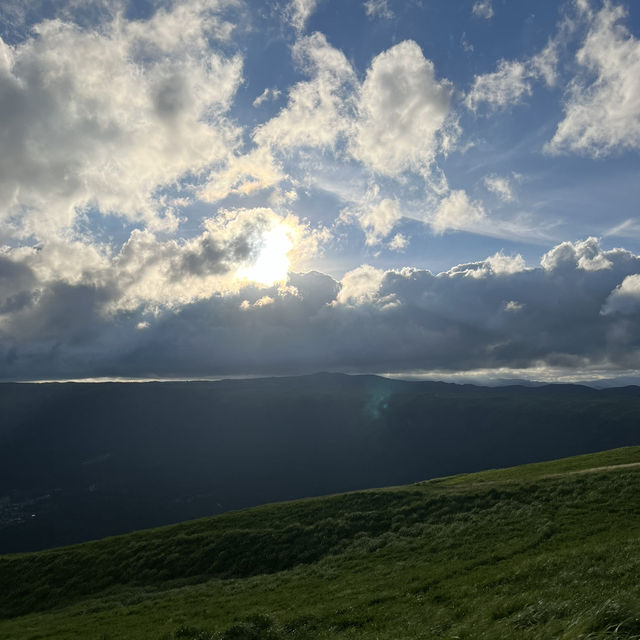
left=1, top=375, right=639, bottom=553
left=1, top=447, right=640, bottom=639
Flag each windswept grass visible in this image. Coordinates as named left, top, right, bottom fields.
left=2, top=447, right=640, bottom=639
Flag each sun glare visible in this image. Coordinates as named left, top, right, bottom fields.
left=238, top=224, right=293, bottom=286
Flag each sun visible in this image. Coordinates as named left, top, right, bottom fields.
left=238, top=224, right=293, bottom=286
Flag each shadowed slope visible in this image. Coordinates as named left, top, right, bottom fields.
left=2, top=446, right=640, bottom=639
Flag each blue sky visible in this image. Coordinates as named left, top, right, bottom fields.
left=1, top=0, right=640, bottom=382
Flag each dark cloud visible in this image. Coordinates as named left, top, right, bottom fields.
left=2, top=239, right=640, bottom=380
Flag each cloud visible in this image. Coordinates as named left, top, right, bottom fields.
left=431, top=190, right=485, bottom=234
left=253, top=87, right=281, bottom=107
left=253, top=32, right=356, bottom=151
left=200, top=148, right=285, bottom=203
left=3, top=239, right=640, bottom=379
left=0, top=208, right=316, bottom=327
left=351, top=40, right=454, bottom=177
left=358, top=198, right=402, bottom=245
left=541, top=237, right=614, bottom=272
left=530, top=40, right=559, bottom=88
left=465, top=60, right=533, bottom=111
left=0, top=1, right=242, bottom=238
left=340, top=184, right=402, bottom=245
left=472, top=1, right=493, bottom=20
left=465, top=41, right=557, bottom=111
left=547, top=1, right=640, bottom=156
left=254, top=36, right=455, bottom=204
left=363, top=0, right=393, bottom=20
left=388, top=233, right=408, bottom=251
left=484, top=175, right=516, bottom=202
left=286, top=0, right=321, bottom=32
left=603, top=274, right=640, bottom=315
left=336, top=265, right=385, bottom=305
left=504, top=300, right=524, bottom=312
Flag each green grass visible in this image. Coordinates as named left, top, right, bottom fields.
left=2, top=447, right=640, bottom=639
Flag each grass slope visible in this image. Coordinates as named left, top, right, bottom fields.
left=2, top=446, right=640, bottom=639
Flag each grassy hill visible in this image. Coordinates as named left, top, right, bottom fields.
left=2, top=447, right=640, bottom=639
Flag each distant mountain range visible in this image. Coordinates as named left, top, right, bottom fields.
left=1, top=373, right=640, bottom=553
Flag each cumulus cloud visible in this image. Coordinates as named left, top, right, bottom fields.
left=541, top=237, right=614, bottom=272
left=253, top=32, right=356, bottom=151
left=466, top=60, right=533, bottom=111
left=3, top=238, right=640, bottom=379
left=0, top=208, right=315, bottom=331
left=200, top=148, right=285, bottom=203
left=603, top=274, right=640, bottom=315
left=388, top=233, right=408, bottom=251
left=336, top=265, right=385, bottom=305
left=358, top=199, right=402, bottom=245
left=351, top=40, right=454, bottom=177
left=547, top=1, right=640, bottom=156
left=466, top=41, right=558, bottom=111
left=254, top=36, right=455, bottom=203
left=340, top=184, right=402, bottom=245
left=0, top=1, right=242, bottom=238
left=472, top=1, right=493, bottom=20
left=431, top=190, right=485, bottom=234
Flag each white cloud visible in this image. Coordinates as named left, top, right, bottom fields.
left=603, top=274, right=640, bottom=315
left=541, top=237, right=614, bottom=272
left=254, top=37, right=455, bottom=203
left=547, top=1, right=640, bottom=156
left=359, top=199, right=402, bottom=245
left=472, top=1, right=493, bottom=20
left=466, top=60, right=532, bottom=111
left=431, top=190, right=485, bottom=234
left=485, top=252, right=527, bottom=276
left=466, top=40, right=558, bottom=111
left=252, top=87, right=281, bottom=107
left=447, top=252, right=526, bottom=279
left=337, top=265, right=385, bottom=305
left=484, top=175, right=516, bottom=202
left=504, top=300, right=524, bottom=312
left=363, top=0, right=393, bottom=20
left=340, top=184, right=402, bottom=245
left=253, top=32, right=356, bottom=151
left=604, top=218, right=640, bottom=239
left=286, top=0, right=321, bottom=32
left=389, top=233, right=408, bottom=251
left=200, top=147, right=285, bottom=202
left=0, top=208, right=316, bottom=320
left=530, top=40, right=559, bottom=88
left=351, top=40, right=454, bottom=177
left=111, top=208, right=315, bottom=311
left=0, top=2, right=242, bottom=238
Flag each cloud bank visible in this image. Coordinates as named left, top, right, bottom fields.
left=2, top=238, right=640, bottom=380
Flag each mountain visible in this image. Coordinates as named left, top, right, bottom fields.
left=1, top=446, right=640, bottom=639
left=1, top=374, right=640, bottom=553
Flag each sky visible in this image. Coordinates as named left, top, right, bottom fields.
left=1, top=0, right=640, bottom=382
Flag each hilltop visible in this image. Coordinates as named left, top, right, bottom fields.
left=2, top=446, right=640, bottom=639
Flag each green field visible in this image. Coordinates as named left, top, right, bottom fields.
left=2, top=446, right=640, bottom=640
